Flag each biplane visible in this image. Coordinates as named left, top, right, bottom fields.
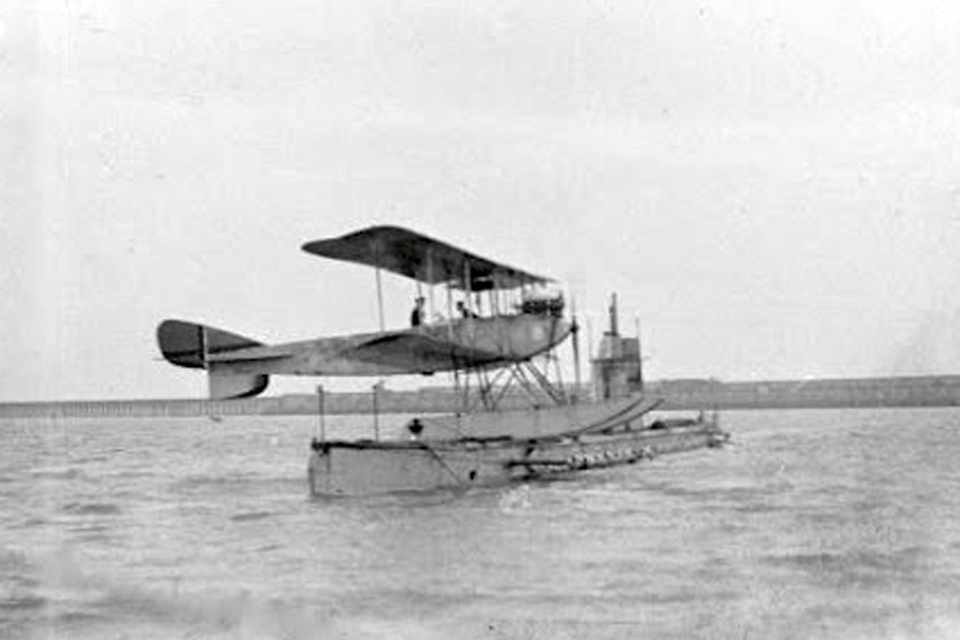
left=157, top=225, right=574, bottom=401
left=156, top=225, right=728, bottom=495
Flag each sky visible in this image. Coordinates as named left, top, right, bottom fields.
left=3, top=0, right=960, bottom=401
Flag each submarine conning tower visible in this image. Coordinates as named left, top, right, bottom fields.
left=591, top=293, right=644, bottom=400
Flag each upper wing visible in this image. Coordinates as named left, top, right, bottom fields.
left=301, top=225, right=552, bottom=291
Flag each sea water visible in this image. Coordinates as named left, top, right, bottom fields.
left=1, top=408, right=959, bottom=639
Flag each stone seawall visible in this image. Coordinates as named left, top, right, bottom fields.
left=3, top=375, right=960, bottom=419
left=649, top=375, right=960, bottom=410
left=0, top=389, right=542, bottom=419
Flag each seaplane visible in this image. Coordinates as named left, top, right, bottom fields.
left=157, top=225, right=728, bottom=496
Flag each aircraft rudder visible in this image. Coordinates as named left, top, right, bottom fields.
left=156, top=319, right=208, bottom=369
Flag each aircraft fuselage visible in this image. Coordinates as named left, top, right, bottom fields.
left=207, top=314, right=571, bottom=377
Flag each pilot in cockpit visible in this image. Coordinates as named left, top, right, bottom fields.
left=456, top=300, right=478, bottom=319
left=410, top=297, right=425, bottom=327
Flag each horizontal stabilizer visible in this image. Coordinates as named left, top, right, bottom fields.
left=157, top=319, right=263, bottom=369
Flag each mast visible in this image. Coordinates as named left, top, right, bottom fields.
left=609, top=292, right=618, bottom=336
left=427, top=248, right=435, bottom=320
left=446, top=281, right=454, bottom=336
left=316, top=384, right=325, bottom=442
left=571, top=295, right=581, bottom=404
left=636, top=316, right=644, bottom=391
left=373, top=241, right=385, bottom=332
left=373, top=242, right=386, bottom=431
left=462, top=260, right=472, bottom=414
left=464, top=260, right=473, bottom=315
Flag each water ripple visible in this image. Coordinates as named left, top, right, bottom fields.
left=62, top=502, right=122, bottom=516
left=3, top=410, right=960, bottom=639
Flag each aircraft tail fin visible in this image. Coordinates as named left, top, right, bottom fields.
left=156, top=319, right=270, bottom=399
left=157, top=319, right=263, bottom=368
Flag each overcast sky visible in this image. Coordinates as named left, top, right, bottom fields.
left=3, top=0, right=960, bottom=401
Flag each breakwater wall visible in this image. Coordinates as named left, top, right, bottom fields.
left=0, top=388, right=546, bottom=419
left=4, top=375, right=960, bottom=419
left=648, top=375, right=960, bottom=410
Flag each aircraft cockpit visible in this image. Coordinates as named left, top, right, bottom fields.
left=519, top=293, right=565, bottom=318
